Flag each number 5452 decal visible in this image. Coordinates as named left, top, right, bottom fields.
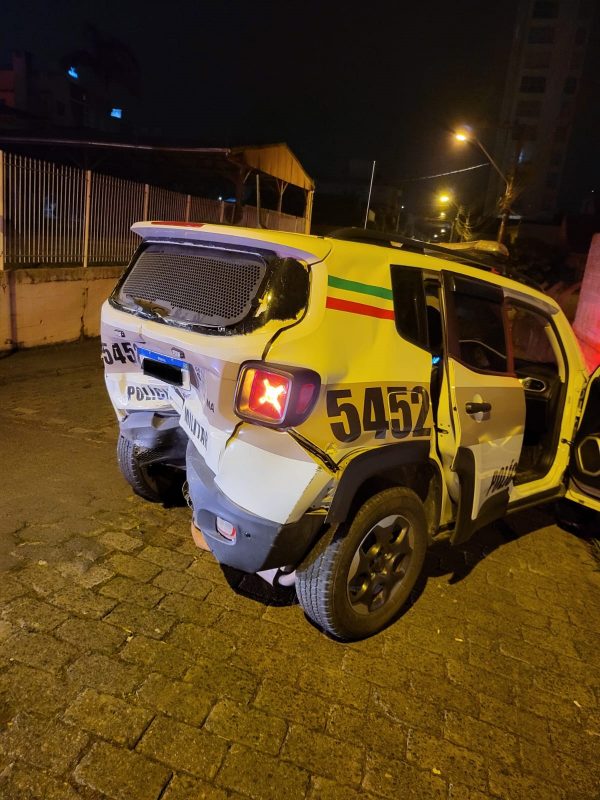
left=326, top=385, right=431, bottom=443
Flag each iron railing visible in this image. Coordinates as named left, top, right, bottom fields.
left=3, top=154, right=87, bottom=265
left=88, top=172, right=144, bottom=266
left=0, top=150, right=306, bottom=268
left=240, top=205, right=305, bottom=233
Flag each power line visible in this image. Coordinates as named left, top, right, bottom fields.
left=399, top=163, right=490, bottom=182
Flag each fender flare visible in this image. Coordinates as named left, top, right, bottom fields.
left=326, top=441, right=431, bottom=524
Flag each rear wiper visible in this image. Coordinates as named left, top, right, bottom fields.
left=129, top=297, right=170, bottom=320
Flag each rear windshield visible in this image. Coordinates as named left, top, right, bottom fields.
left=110, top=241, right=310, bottom=335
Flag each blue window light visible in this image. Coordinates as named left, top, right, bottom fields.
left=110, top=108, right=122, bottom=119
left=67, top=66, right=79, bottom=79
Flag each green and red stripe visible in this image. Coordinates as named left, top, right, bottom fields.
left=326, top=275, right=395, bottom=320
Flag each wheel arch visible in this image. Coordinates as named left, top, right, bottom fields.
left=326, top=442, right=442, bottom=538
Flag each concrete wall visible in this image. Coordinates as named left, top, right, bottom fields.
left=0, top=267, right=123, bottom=351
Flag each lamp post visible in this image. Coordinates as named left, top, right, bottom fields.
left=455, top=128, right=514, bottom=245
left=437, top=193, right=469, bottom=242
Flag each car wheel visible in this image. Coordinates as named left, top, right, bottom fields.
left=117, top=434, right=183, bottom=503
left=296, top=487, right=428, bottom=640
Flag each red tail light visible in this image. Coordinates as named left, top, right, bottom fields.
left=235, top=362, right=320, bottom=428
left=248, top=370, right=291, bottom=421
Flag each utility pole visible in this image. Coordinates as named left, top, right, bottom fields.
left=496, top=173, right=515, bottom=246
left=364, top=160, right=376, bottom=229
left=455, top=128, right=514, bottom=248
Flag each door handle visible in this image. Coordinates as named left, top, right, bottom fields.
left=465, top=401, right=491, bottom=414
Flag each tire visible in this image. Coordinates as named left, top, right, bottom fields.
left=117, top=434, right=183, bottom=503
left=296, top=487, right=428, bottom=640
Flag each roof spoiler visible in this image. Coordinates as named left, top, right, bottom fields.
left=130, top=221, right=331, bottom=264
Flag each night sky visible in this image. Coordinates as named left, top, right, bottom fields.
left=2, top=2, right=517, bottom=168
left=2, top=0, right=597, bottom=210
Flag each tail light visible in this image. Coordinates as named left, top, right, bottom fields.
left=235, top=361, right=321, bottom=428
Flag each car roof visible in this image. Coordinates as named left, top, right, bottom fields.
left=132, top=221, right=559, bottom=315
left=323, top=228, right=560, bottom=315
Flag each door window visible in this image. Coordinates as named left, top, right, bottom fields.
left=508, top=306, right=559, bottom=368
left=452, top=285, right=509, bottom=374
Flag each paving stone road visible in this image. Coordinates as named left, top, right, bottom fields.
left=0, top=339, right=599, bottom=800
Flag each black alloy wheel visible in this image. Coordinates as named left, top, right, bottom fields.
left=346, top=512, right=415, bottom=615
left=296, top=487, right=428, bottom=640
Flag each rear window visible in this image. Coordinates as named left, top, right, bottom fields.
left=111, top=242, right=309, bottom=335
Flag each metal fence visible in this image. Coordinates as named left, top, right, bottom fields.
left=240, top=205, right=305, bottom=233
left=88, top=173, right=144, bottom=266
left=0, top=150, right=306, bottom=268
left=3, top=155, right=87, bottom=265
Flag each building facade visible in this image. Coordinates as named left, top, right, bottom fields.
left=489, top=0, right=595, bottom=221
left=0, top=50, right=131, bottom=133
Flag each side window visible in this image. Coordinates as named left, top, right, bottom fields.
left=508, top=305, right=559, bottom=369
left=425, top=281, right=443, bottom=357
left=451, top=280, right=509, bottom=374
left=390, top=265, right=428, bottom=350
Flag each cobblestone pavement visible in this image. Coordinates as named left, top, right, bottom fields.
left=0, top=340, right=599, bottom=800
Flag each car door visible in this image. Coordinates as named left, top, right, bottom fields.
left=442, top=273, right=526, bottom=544
left=566, top=366, right=600, bottom=512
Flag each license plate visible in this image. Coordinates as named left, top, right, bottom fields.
left=137, top=347, right=190, bottom=389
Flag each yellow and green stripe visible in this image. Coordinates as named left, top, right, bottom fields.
left=326, top=275, right=395, bottom=320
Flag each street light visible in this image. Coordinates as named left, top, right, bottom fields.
left=437, top=193, right=455, bottom=240
left=436, top=192, right=470, bottom=242
left=454, top=127, right=515, bottom=245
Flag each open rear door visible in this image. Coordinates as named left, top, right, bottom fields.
left=442, top=273, right=526, bottom=544
left=566, top=366, right=600, bottom=512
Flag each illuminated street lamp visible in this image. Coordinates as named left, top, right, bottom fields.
left=436, top=192, right=469, bottom=242
left=454, top=127, right=514, bottom=245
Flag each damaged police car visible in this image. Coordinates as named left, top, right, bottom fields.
left=101, top=222, right=600, bottom=639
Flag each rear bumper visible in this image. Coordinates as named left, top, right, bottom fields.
left=186, top=443, right=324, bottom=572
